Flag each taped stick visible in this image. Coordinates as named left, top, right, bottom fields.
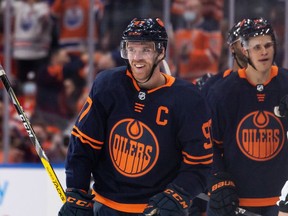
left=196, top=193, right=262, bottom=216
left=0, top=65, right=66, bottom=203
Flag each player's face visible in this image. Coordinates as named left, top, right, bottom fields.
left=245, top=35, right=274, bottom=72
left=232, top=40, right=247, bottom=68
left=127, top=41, right=160, bottom=82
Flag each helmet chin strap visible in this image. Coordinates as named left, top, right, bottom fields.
left=232, top=53, right=243, bottom=68
left=246, top=51, right=258, bottom=71
left=233, top=52, right=245, bottom=69
left=129, top=53, right=164, bottom=84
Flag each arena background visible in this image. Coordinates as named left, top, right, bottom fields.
left=0, top=0, right=287, bottom=215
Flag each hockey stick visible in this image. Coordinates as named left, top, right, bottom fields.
left=0, top=65, right=66, bottom=203
left=161, top=59, right=172, bottom=75
left=196, top=193, right=262, bottom=216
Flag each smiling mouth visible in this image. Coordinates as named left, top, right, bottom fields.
left=134, top=64, right=145, bottom=68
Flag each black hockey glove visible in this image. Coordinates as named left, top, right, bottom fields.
left=58, top=188, right=95, bottom=216
left=194, top=73, right=212, bottom=90
left=143, top=183, right=191, bottom=216
left=208, top=172, right=239, bottom=216
left=277, top=181, right=288, bottom=213
left=279, top=95, right=288, bottom=117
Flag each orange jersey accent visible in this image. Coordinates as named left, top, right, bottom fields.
left=239, top=197, right=279, bottom=207
left=93, top=191, right=147, bottom=213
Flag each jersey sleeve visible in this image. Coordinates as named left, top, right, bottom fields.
left=172, top=87, right=213, bottom=197
left=206, top=85, right=226, bottom=173
left=65, top=79, right=107, bottom=191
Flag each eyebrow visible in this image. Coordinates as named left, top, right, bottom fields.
left=249, top=41, right=273, bottom=46
left=127, top=43, right=154, bottom=48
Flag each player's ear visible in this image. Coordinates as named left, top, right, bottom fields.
left=157, top=48, right=165, bottom=60
left=230, top=46, right=235, bottom=54
left=241, top=46, right=248, bottom=57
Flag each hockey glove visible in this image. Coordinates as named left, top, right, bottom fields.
left=279, top=95, right=288, bottom=117
left=143, top=183, right=191, bottom=216
left=58, top=188, right=95, bottom=216
left=208, top=172, right=239, bottom=216
left=277, top=181, right=288, bottom=213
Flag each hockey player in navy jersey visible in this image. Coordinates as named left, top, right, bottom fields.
left=188, top=18, right=248, bottom=216
left=58, top=17, right=213, bottom=216
left=191, top=18, right=248, bottom=216
left=206, top=17, right=288, bottom=216
left=200, top=19, right=247, bottom=95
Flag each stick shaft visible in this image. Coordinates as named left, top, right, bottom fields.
left=0, top=65, right=66, bottom=203
left=161, top=59, right=171, bottom=75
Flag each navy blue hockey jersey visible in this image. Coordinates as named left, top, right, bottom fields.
left=207, top=66, right=288, bottom=207
left=201, top=69, right=233, bottom=97
left=65, top=66, right=213, bottom=213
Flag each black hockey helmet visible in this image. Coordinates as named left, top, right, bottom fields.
left=120, top=18, right=168, bottom=59
left=239, top=17, right=276, bottom=68
left=226, top=19, right=248, bottom=68
left=240, top=17, right=276, bottom=47
left=227, top=21, right=242, bottom=45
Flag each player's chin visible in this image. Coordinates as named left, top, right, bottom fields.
left=133, top=74, right=149, bottom=82
left=132, top=68, right=148, bottom=77
left=132, top=71, right=151, bottom=82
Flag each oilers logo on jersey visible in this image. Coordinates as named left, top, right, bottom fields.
left=109, top=118, right=159, bottom=178
left=236, top=110, right=284, bottom=161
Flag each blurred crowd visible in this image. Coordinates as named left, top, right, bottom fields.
left=0, top=0, right=284, bottom=163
